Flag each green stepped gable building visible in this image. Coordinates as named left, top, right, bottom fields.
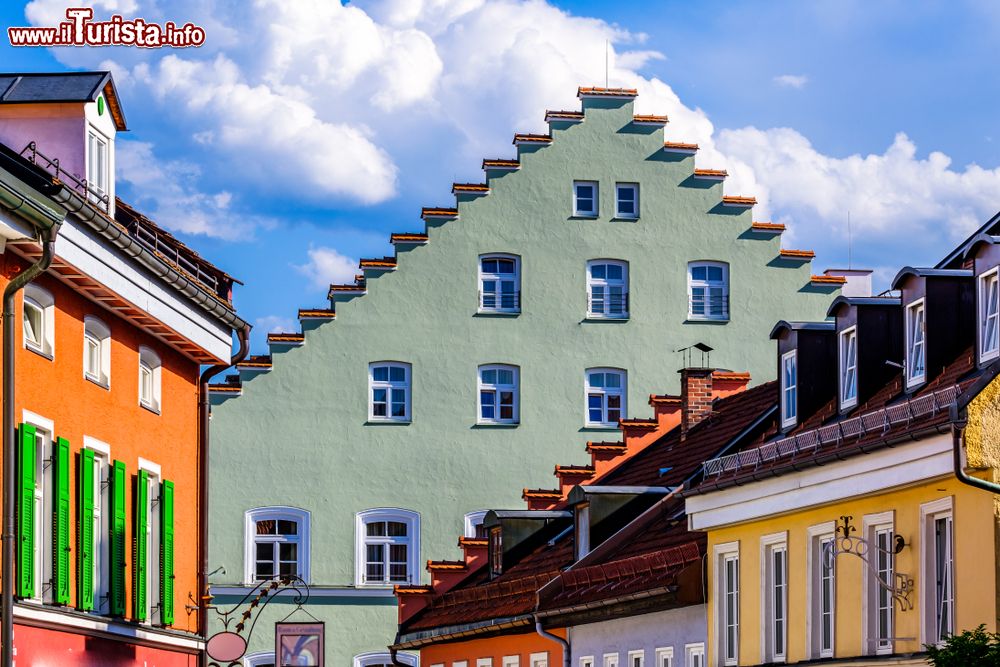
left=206, top=87, right=843, bottom=665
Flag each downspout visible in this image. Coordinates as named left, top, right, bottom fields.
left=2, top=226, right=60, bottom=667
left=197, top=323, right=250, bottom=657
left=951, top=409, right=1000, bottom=494
left=535, top=617, right=570, bottom=667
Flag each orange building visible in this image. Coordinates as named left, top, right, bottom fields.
left=0, top=72, right=247, bottom=665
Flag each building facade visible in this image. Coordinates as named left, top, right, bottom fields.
left=207, top=86, right=841, bottom=664
left=0, top=72, right=245, bottom=665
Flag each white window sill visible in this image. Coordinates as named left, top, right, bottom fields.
left=905, top=374, right=925, bottom=390
left=85, top=374, right=110, bottom=390
left=476, top=309, right=521, bottom=317
left=25, top=344, right=53, bottom=361
left=686, top=316, right=729, bottom=323
left=585, top=422, right=619, bottom=430
left=613, top=215, right=639, bottom=221
left=781, top=417, right=797, bottom=430
left=140, top=401, right=161, bottom=416
left=584, top=314, right=629, bottom=321
left=572, top=213, right=598, bottom=219
left=981, top=348, right=1000, bottom=364
left=475, top=421, right=519, bottom=428
left=840, top=398, right=858, bottom=411
left=366, top=419, right=411, bottom=425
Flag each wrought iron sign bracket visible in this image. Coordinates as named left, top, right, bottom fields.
left=827, top=515, right=914, bottom=611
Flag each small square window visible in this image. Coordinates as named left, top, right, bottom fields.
left=574, top=181, right=598, bottom=216
left=616, top=183, right=639, bottom=218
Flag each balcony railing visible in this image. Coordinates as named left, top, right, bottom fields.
left=587, top=292, right=629, bottom=319
left=19, top=142, right=110, bottom=212
left=479, top=290, right=521, bottom=313
left=689, top=294, right=729, bottom=321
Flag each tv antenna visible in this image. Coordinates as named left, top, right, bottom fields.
left=675, top=342, right=714, bottom=368
left=605, top=39, right=609, bottom=88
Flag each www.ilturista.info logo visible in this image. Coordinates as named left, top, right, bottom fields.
left=8, top=8, right=205, bottom=48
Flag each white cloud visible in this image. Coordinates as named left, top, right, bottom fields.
left=295, top=247, right=359, bottom=290
left=255, top=315, right=295, bottom=334
left=773, top=74, right=809, bottom=89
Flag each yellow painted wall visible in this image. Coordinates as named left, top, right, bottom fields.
left=705, top=476, right=998, bottom=665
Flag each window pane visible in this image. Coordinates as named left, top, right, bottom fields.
left=498, top=369, right=514, bottom=385
left=481, top=391, right=495, bottom=420
left=373, top=366, right=388, bottom=382
left=591, top=264, right=606, bottom=280
left=367, top=521, right=387, bottom=537
left=389, top=366, right=405, bottom=382
left=482, top=259, right=498, bottom=273
left=605, top=373, right=621, bottom=388
left=257, top=520, right=276, bottom=535
left=577, top=184, right=593, bottom=199
left=277, top=520, right=297, bottom=535
left=691, top=266, right=706, bottom=281
left=387, top=521, right=408, bottom=537
left=482, top=369, right=496, bottom=384
left=588, top=372, right=604, bottom=388
left=497, top=260, right=515, bottom=274
left=255, top=560, right=274, bottom=580
left=279, top=543, right=297, bottom=562
left=707, top=266, right=723, bottom=281
left=256, top=542, right=273, bottom=559
left=606, top=264, right=623, bottom=281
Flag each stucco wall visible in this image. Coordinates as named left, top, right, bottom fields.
left=208, top=94, right=839, bottom=663
left=570, top=605, right=706, bottom=663
left=964, top=373, right=1000, bottom=470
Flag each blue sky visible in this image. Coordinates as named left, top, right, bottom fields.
left=2, top=1, right=999, bottom=351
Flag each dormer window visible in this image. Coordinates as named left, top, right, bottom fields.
left=905, top=300, right=926, bottom=387
left=780, top=351, right=797, bottom=429
left=489, top=526, right=503, bottom=577
left=87, top=128, right=110, bottom=207
left=979, top=268, right=999, bottom=363
left=839, top=327, right=858, bottom=410
left=574, top=503, right=591, bottom=560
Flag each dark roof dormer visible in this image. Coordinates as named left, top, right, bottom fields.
left=959, top=234, right=1000, bottom=366
left=482, top=510, right=571, bottom=579
left=769, top=321, right=837, bottom=431
left=890, top=267, right=974, bottom=388
left=566, top=486, right=670, bottom=560
left=826, top=296, right=903, bottom=413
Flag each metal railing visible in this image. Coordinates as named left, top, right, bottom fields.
left=479, top=290, right=521, bottom=312
left=701, top=384, right=960, bottom=477
left=689, top=294, right=729, bottom=321
left=19, top=141, right=110, bottom=212
left=588, top=292, right=630, bottom=318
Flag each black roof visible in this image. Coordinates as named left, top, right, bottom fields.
left=0, top=72, right=109, bottom=103
left=827, top=295, right=901, bottom=317
left=937, top=209, right=1000, bottom=268
left=891, top=267, right=973, bottom=289
left=769, top=320, right=835, bottom=339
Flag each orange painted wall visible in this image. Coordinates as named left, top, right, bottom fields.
left=418, top=629, right=567, bottom=665
left=0, top=254, right=202, bottom=633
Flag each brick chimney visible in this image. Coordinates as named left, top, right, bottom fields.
left=680, top=368, right=714, bottom=436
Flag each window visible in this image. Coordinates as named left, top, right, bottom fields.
left=603, top=654, right=619, bottom=667
left=762, top=533, right=788, bottom=662
left=683, top=645, right=704, bottom=667
left=479, top=254, right=520, bottom=313
left=575, top=502, right=591, bottom=560
left=22, top=412, right=53, bottom=603
left=369, top=362, right=411, bottom=422
left=245, top=652, right=276, bottom=667
left=464, top=510, right=488, bottom=539
left=840, top=327, right=858, bottom=409
left=574, top=181, right=598, bottom=216
left=138, top=347, right=162, bottom=412
left=530, top=653, right=548, bottom=667
left=478, top=364, right=519, bottom=424
left=244, top=507, right=310, bottom=585
left=980, top=268, right=1000, bottom=363
left=83, top=437, right=112, bottom=614
left=83, top=317, right=111, bottom=387
left=906, top=300, right=926, bottom=387
left=87, top=128, right=110, bottom=204
left=356, top=508, right=419, bottom=586
left=653, top=648, right=672, bottom=667
left=688, top=262, right=729, bottom=321
left=863, top=512, right=894, bottom=655
left=581, top=657, right=595, bottom=667
left=490, top=525, right=503, bottom=577
left=22, top=284, right=54, bottom=357
left=137, top=460, right=161, bottom=625
left=714, top=542, right=740, bottom=666
left=808, top=523, right=836, bottom=659
left=616, top=183, right=639, bottom=218
left=586, top=368, right=626, bottom=427
left=921, top=498, right=954, bottom=646
left=587, top=260, right=629, bottom=319
left=355, top=652, right=417, bottom=667
left=478, top=659, right=493, bottom=667
left=780, top=351, right=797, bottom=429
left=503, top=657, right=519, bottom=667
left=627, top=651, right=644, bottom=667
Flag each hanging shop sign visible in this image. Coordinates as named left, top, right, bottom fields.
left=276, top=622, right=324, bottom=667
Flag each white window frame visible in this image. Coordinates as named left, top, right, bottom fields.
left=602, top=654, right=619, bottom=667
left=138, top=347, right=162, bottom=413
left=587, top=260, right=629, bottom=319
left=980, top=267, right=1000, bottom=363
left=22, top=410, right=53, bottom=604
left=683, top=644, right=704, bottom=667
left=503, top=657, right=519, bottom=667
left=862, top=511, right=895, bottom=656
left=138, top=458, right=161, bottom=625
left=83, top=316, right=111, bottom=388
left=806, top=521, right=837, bottom=659
left=760, top=532, right=788, bottom=663
left=243, top=506, right=311, bottom=585
left=574, top=180, right=599, bottom=217
left=464, top=510, right=488, bottom=539
left=477, top=659, right=493, bottom=667
left=714, top=541, right=740, bottom=667
left=780, top=350, right=797, bottom=429
left=530, top=653, right=548, bottom=667
left=905, top=299, right=926, bottom=388
left=479, top=254, right=521, bottom=314
left=354, top=652, right=417, bottom=667
left=920, top=497, right=955, bottom=647
left=627, top=650, right=644, bottom=667
left=585, top=367, right=627, bottom=427
left=244, top=652, right=275, bottom=667
left=687, top=262, right=729, bottom=321
left=839, top=326, right=858, bottom=410
left=368, top=361, right=411, bottom=422
left=355, top=508, right=420, bottom=587
left=653, top=648, right=673, bottom=667
left=454, top=662, right=468, bottom=667
left=87, top=126, right=110, bottom=204
left=478, top=364, right=519, bottom=425
left=580, top=656, right=596, bottom=667
left=83, top=436, right=111, bottom=614
left=615, top=182, right=639, bottom=219
left=22, top=284, right=54, bottom=358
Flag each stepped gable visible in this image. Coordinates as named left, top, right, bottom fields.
left=691, top=347, right=981, bottom=495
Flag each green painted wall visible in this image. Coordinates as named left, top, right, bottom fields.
left=207, top=93, right=838, bottom=665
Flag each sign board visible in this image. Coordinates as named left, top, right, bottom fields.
left=275, top=622, right=324, bottom=667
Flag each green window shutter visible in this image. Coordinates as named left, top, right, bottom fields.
left=53, top=437, right=70, bottom=605
left=109, top=459, right=127, bottom=617
left=132, top=469, right=148, bottom=621
left=17, top=423, right=36, bottom=599
left=160, top=480, right=174, bottom=626
left=76, top=448, right=95, bottom=611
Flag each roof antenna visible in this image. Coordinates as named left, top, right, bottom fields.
left=847, top=210, right=852, bottom=270
left=605, top=39, right=609, bottom=88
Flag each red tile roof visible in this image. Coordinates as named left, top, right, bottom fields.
left=810, top=275, right=847, bottom=285
left=545, top=110, right=584, bottom=121
left=236, top=355, right=272, bottom=369
left=752, top=221, right=786, bottom=232
left=298, top=308, right=335, bottom=319
left=482, top=159, right=520, bottom=170
left=578, top=87, right=638, bottom=98
left=421, top=207, right=459, bottom=219
left=390, top=233, right=429, bottom=244
left=359, top=257, right=397, bottom=269
left=694, top=168, right=728, bottom=178
left=452, top=183, right=490, bottom=193
left=648, top=394, right=682, bottom=406
left=632, top=114, right=668, bottom=124
left=266, top=332, right=304, bottom=344
left=663, top=141, right=699, bottom=151
left=513, top=133, right=553, bottom=144
left=722, top=195, right=756, bottom=206
left=780, top=249, right=816, bottom=259
left=522, top=488, right=562, bottom=500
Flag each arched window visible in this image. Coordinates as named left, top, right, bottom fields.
left=479, top=254, right=520, bottom=313
left=354, top=652, right=418, bottom=667
left=83, top=316, right=111, bottom=387
left=139, top=347, right=162, bottom=412
left=244, top=652, right=275, bottom=667
left=464, top=510, right=488, bottom=539
left=585, top=368, right=627, bottom=427
left=22, top=283, right=54, bottom=357
left=688, top=261, right=729, bottom=321
left=587, top=260, right=629, bottom=319
left=355, top=508, right=420, bottom=586
left=244, top=507, right=310, bottom=585
left=478, top=364, right=519, bottom=424
left=368, top=361, right=411, bottom=422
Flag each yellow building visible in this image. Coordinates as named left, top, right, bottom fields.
left=686, top=255, right=1000, bottom=666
